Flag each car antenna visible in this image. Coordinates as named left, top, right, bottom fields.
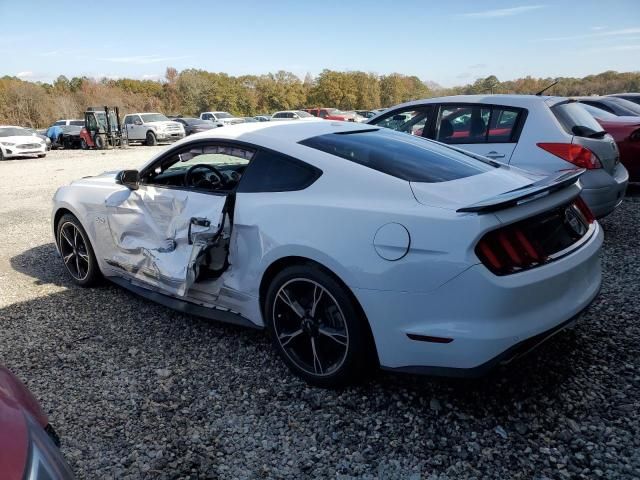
left=535, top=80, right=559, bottom=96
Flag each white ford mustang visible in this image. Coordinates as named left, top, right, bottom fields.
left=52, top=121, right=602, bottom=386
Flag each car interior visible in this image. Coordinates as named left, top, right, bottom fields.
left=141, top=145, right=254, bottom=192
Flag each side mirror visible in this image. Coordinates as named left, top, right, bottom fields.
left=134, top=120, right=142, bottom=126
left=116, top=170, right=140, bottom=190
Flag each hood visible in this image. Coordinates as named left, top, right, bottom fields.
left=147, top=121, right=183, bottom=128
left=0, top=135, right=46, bottom=144
left=410, top=166, right=544, bottom=210
left=71, top=170, right=119, bottom=186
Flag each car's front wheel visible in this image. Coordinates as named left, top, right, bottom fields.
left=146, top=131, right=157, bottom=146
left=56, top=213, right=101, bottom=287
left=265, top=264, right=373, bottom=387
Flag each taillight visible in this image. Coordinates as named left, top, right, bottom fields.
left=630, top=129, right=640, bottom=142
left=537, top=143, right=602, bottom=169
left=475, top=197, right=592, bottom=275
left=574, top=195, right=595, bottom=224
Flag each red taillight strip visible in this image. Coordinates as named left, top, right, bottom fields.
left=478, top=241, right=502, bottom=270
left=514, top=229, right=541, bottom=262
left=497, top=231, right=522, bottom=265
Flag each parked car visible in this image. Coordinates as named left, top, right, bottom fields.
left=52, top=121, right=602, bottom=387
left=0, top=365, right=74, bottom=479
left=122, top=113, right=185, bottom=146
left=199, top=111, right=243, bottom=126
left=242, top=117, right=258, bottom=123
left=367, top=95, right=629, bottom=218
left=355, top=110, right=378, bottom=119
left=571, top=96, right=640, bottom=117
left=608, top=93, right=640, bottom=107
left=172, top=117, right=218, bottom=136
left=23, top=127, right=52, bottom=150
left=51, top=119, right=84, bottom=127
left=302, top=108, right=360, bottom=122
left=254, top=115, right=271, bottom=122
left=342, top=111, right=367, bottom=122
left=579, top=103, right=640, bottom=182
left=271, top=110, right=317, bottom=121
left=0, top=126, right=47, bottom=159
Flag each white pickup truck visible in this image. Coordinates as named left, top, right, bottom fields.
left=199, top=111, right=244, bottom=126
left=122, top=113, right=185, bottom=146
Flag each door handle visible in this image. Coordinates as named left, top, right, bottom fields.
left=485, top=151, right=505, bottom=159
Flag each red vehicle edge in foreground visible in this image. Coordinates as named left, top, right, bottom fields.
left=0, top=366, right=73, bottom=479
left=302, top=107, right=358, bottom=122
left=596, top=117, right=640, bottom=182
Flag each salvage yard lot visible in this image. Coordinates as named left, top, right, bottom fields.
left=1, top=149, right=639, bottom=479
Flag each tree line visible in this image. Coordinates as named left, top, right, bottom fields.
left=1, top=68, right=638, bottom=128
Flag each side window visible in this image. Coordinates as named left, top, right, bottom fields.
left=124, top=116, right=133, bottom=125
left=370, top=107, right=431, bottom=137
left=436, top=105, right=491, bottom=144
left=237, top=150, right=321, bottom=193
left=319, top=110, right=328, bottom=118
left=487, top=107, right=521, bottom=142
left=87, top=115, right=98, bottom=130
left=202, top=113, right=212, bottom=120
left=584, top=101, right=614, bottom=114
left=54, top=120, right=65, bottom=126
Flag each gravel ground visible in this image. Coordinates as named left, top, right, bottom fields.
left=0, top=148, right=639, bottom=479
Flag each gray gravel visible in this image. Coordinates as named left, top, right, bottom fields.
left=1, top=149, right=639, bottom=479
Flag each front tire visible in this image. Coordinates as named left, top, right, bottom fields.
left=145, top=131, right=157, bottom=146
left=80, top=139, right=88, bottom=150
left=56, top=213, right=101, bottom=287
left=265, top=264, right=372, bottom=387
left=94, top=134, right=106, bottom=150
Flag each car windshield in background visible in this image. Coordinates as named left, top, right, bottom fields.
left=141, top=114, right=170, bottom=122
left=297, top=111, right=313, bottom=118
left=552, top=102, right=606, bottom=137
left=0, top=127, right=27, bottom=137
left=215, top=112, right=233, bottom=119
left=579, top=103, right=619, bottom=120
left=70, top=120, right=85, bottom=126
left=299, top=128, right=494, bottom=183
left=186, top=118, right=209, bottom=125
left=606, top=97, right=640, bottom=116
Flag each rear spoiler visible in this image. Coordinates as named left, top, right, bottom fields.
left=457, top=169, right=585, bottom=213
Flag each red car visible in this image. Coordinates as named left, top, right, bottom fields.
left=302, top=108, right=358, bottom=122
left=0, top=366, right=74, bottom=479
left=581, top=103, right=640, bottom=182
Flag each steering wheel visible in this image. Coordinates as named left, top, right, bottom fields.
left=184, top=164, right=226, bottom=188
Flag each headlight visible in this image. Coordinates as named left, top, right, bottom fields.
left=1, top=142, right=16, bottom=146
left=24, top=415, right=74, bottom=479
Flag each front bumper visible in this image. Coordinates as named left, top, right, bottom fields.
left=156, top=131, right=185, bottom=142
left=2, top=144, right=46, bottom=158
left=355, top=222, right=603, bottom=376
left=580, top=163, right=629, bottom=218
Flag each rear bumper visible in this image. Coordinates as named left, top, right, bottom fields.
left=156, top=132, right=185, bottom=142
left=355, top=222, right=603, bottom=375
left=580, top=164, right=629, bottom=218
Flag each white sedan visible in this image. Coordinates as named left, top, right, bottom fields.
left=0, top=126, right=47, bottom=160
left=52, top=121, right=602, bottom=386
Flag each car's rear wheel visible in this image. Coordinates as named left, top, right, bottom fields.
left=56, top=213, right=101, bottom=287
left=265, top=264, right=372, bottom=387
left=146, top=131, right=157, bottom=146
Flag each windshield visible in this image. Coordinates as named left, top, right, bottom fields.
left=552, top=101, right=605, bottom=137
left=0, top=127, right=28, bottom=137
left=214, top=112, right=233, bottom=119
left=579, top=103, right=618, bottom=120
left=296, top=111, right=313, bottom=118
left=299, top=128, right=494, bottom=183
left=141, top=113, right=170, bottom=123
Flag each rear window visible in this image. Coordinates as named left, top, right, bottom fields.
left=69, top=120, right=85, bottom=126
left=299, top=128, right=494, bottom=183
left=551, top=102, right=605, bottom=137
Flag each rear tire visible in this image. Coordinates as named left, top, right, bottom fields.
left=56, top=213, right=101, bottom=287
left=37, top=154, right=46, bottom=158
left=146, top=131, right=157, bottom=146
left=94, top=134, right=106, bottom=150
left=265, top=264, right=372, bottom=388
left=0, top=149, right=4, bottom=161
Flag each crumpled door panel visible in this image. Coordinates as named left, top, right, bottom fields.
left=104, top=186, right=226, bottom=296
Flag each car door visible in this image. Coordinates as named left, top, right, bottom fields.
left=431, top=104, right=523, bottom=163
left=124, top=115, right=140, bottom=140
left=103, top=141, right=253, bottom=297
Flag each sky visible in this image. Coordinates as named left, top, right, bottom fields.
left=0, top=0, right=639, bottom=87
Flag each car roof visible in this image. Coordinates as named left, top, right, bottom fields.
left=174, top=120, right=375, bottom=149
left=126, top=112, right=162, bottom=116
left=384, top=94, right=568, bottom=110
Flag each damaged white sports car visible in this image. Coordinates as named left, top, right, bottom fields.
left=52, top=121, right=602, bottom=386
